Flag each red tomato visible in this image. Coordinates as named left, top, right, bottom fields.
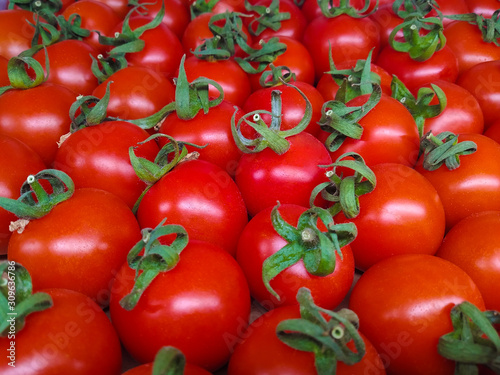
left=183, top=55, right=252, bottom=107
left=8, top=188, right=142, bottom=306
left=242, top=81, right=324, bottom=137
left=483, top=119, right=500, bottom=144
left=444, top=20, right=500, bottom=75
left=0, top=55, right=8, bottom=86
left=53, top=121, right=160, bottom=209
left=94, top=0, right=129, bottom=18
left=302, top=14, right=381, bottom=81
left=158, top=100, right=243, bottom=176
left=349, top=254, right=485, bottom=375
left=32, top=39, right=100, bottom=96
left=109, top=239, right=251, bottom=371
left=91, top=66, right=175, bottom=120
left=466, top=0, right=500, bottom=17
left=0, top=10, right=37, bottom=59
left=457, top=60, right=500, bottom=129
left=414, top=133, right=500, bottom=231
left=136, top=159, right=248, bottom=256
left=370, top=4, right=403, bottom=48
left=0, top=134, right=46, bottom=254
left=422, top=80, right=484, bottom=135
left=0, top=288, right=122, bottom=375
left=236, top=203, right=355, bottom=310
left=135, top=0, right=190, bottom=39
left=437, top=211, right=500, bottom=311
left=317, top=93, right=421, bottom=169
left=334, top=163, right=446, bottom=271
left=228, top=303, right=386, bottom=375
left=235, top=132, right=332, bottom=217
left=375, top=44, right=459, bottom=94
left=0, top=83, right=76, bottom=166
left=61, top=0, right=122, bottom=54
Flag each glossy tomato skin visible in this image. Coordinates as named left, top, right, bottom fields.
left=484, top=119, right=500, bottom=145
left=467, top=0, right=500, bottom=17
left=302, top=14, right=381, bottom=81
left=334, top=163, right=446, bottom=271
left=32, top=39, right=100, bottom=96
left=349, top=254, right=485, bottom=375
left=92, top=66, right=175, bottom=120
left=228, top=304, right=386, bottom=375
left=236, top=203, right=355, bottom=310
left=235, top=132, right=332, bottom=217
left=457, top=60, right=500, bottom=129
left=183, top=56, right=252, bottom=107
left=375, top=44, right=459, bottom=94
left=0, top=288, right=122, bottom=375
left=8, top=188, right=142, bottom=307
left=53, top=121, right=160, bottom=209
left=423, top=80, right=484, bottom=135
left=0, top=83, right=76, bottom=166
left=0, top=55, right=8, bottom=86
left=242, top=81, right=324, bottom=137
left=136, top=159, right=248, bottom=256
left=109, top=240, right=251, bottom=372
left=437, top=211, right=500, bottom=311
left=158, top=100, right=243, bottom=176
left=0, top=10, right=37, bottom=59
left=123, top=362, right=211, bottom=375
left=415, top=133, right=500, bottom=231
left=0, top=134, right=46, bottom=254
left=135, top=0, right=190, bottom=39
left=317, top=93, right=420, bottom=169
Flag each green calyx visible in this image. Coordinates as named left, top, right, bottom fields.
left=318, top=85, right=381, bottom=153
left=444, top=10, right=500, bottom=46
left=419, top=131, right=477, bottom=171
left=231, top=80, right=312, bottom=154
left=0, top=169, right=74, bottom=220
left=310, top=152, right=376, bottom=219
left=245, top=0, right=291, bottom=37
left=392, top=0, right=440, bottom=18
left=317, top=0, right=377, bottom=18
left=391, top=75, right=447, bottom=137
left=120, top=219, right=189, bottom=311
left=262, top=204, right=357, bottom=300
left=190, top=0, right=219, bottom=19
left=257, top=64, right=296, bottom=88
left=8, top=0, right=62, bottom=14
left=0, top=50, right=49, bottom=95
left=276, top=288, right=365, bottom=374
left=0, top=261, right=53, bottom=337
left=235, top=37, right=287, bottom=75
left=438, top=301, right=500, bottom=374
left=151, top=347, right=188, bottom=375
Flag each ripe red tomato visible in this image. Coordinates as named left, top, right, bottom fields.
left=91, top=66, right=175, bottom=120
left=0, top=134, right=46, bottom=254
left=61, top=0, right=122, bottom=54
left=136, top=159, right=248, bottom=256
left=302, top=14, right=381, bottom=81
left=110, top=239, right=251, bottom=371
left=228, top=303, right=386, bottom=375
left=437, top=211, right=500, bottom=312
left=8, top=188, right=142, bottom=306
left=0, top=83, right=76, bottom=166
left=94, top=0, right=129, bottom=18
left=0, top=9, right=37, bottom=59
left=236, top=203, right=355, bottom=310
left=483, top=119, right=500, bottom=145
left=0, top=287, right=122, bottom=375
left=466, top=0, right=500, bottom=17
left=317, top=93, right=421, bottom=169
left=370, top=4, right=403, bottom=48
left=32, top=39, right=100, bottom=96
left=422, top=80, right=484, bottom=135
left=415, top=133, right=500, bottom=231
left=135, top=0, right=190, bottom=39
left=349, top=254, right=485, bottom=375
left=54, top=121, right=160, bottom=209
left=235, top=132, right=332, bottom=217
left=334, top=163, right=446, bottom=271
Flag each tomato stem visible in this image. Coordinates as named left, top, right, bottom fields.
left=151, top=347, right=187, bottom=375
left=245, top=0, right=291, bottom=37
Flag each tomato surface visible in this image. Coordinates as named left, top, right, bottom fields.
left=349, top=254, right=485, bottom=375
left=0, top=9, right=37, bottom=59
left=124, top=362, right=211, bottom=375
left=135, top=0, right=190, bottom=39
left=109, top=239, right=251, bottom=372
left=0, top=55, right=8, bottom=86
left=0, top=288, right=122, bottom=375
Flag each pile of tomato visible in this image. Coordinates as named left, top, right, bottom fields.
left=1, top=0, right=500, bottom=373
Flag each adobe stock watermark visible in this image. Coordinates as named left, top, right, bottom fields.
left=5, top=260, right=17, bottom=368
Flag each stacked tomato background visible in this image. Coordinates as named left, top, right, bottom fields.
left=1, top=0, right=500, bottom=374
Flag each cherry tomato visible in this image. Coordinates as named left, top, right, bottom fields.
left=135, top=0, right=190, bottom=39
left=334, top=163, right=446, bottom=271
left=136, top=159, right=248, bottom=256
left=8, top=188, right=142, bottom=306
left=235, top=132, right=332, bottom=217
left=0, top=9, right=37, bottom=59
left=228, top=303, right=386, bottom=375
left=437, top=210, right=500, bottom=311
left=110, top=239, right=251, bottom=371
left=349, top=254, right=485, bottom=375
left=0, top=288, right=122, bottom=375
left=236, top=203, right=355, bottom=310
left=0, top=134, right=46, bottom=254
left=370, top=4, right=403, bottom=48
left=414, top=133, right=500, bottom=231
